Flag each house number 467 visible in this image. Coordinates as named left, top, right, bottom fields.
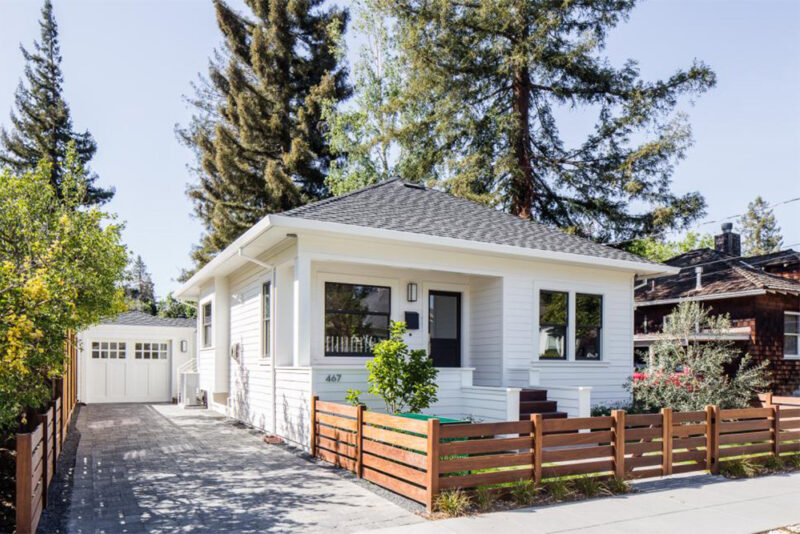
left=325, top=374, right=342, bottom=383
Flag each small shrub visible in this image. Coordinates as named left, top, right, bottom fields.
left=572, top=475, right=602, bottom=498
left=474, top=486, right=494, bottom=511
left=763, top=455, right=785, bottom=472
left=719, top=458, right=761, bottom=479
left=785, top=454, right=800, bottom=469
left=542, top=478, right=572, bottom=501
left=510, top=479, right=537, bottom=505
left=602, top=477, right=632, bottom=495
left=435, top=489, right=471, bottom=517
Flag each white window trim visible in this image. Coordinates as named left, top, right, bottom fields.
left=533, top=283, right=606, bottom=363
left=261, top=271, right=275, bottom=362
left=201, top=300, right=213, bottom=349
left=785, top=312, right=800, bottom=360
left=312, top=271, right=400, bottom=365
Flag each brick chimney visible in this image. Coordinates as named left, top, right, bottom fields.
left=715, top=222, right=741, bottom=257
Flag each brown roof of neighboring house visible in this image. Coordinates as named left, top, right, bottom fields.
left=636, top=248, right=800, bottom=304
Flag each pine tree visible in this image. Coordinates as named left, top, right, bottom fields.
left=378, top=0, right=715, bottom=242
left=0, top=0, right=112, bottom=205
left=124, top=255, right=157, bottom=315
left=739, top=196, right=783, bottom=256
left=179, top=0, right=350, bottom=268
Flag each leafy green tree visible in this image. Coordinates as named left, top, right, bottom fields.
left=158, top=292, right=197, bottom=319
left=346, top=321, right=438, bottom=413
left=0, top=0, right=112, bottom=205
left=626, top=231, right=714, bottom=262
left=378, top=0, right=714, bottom=241
left=179, top=0, right=350, bottom=269
left=0, top=147, right=127, bottom=432
left=739, top=196, right=783, bottom=256
left=323, top=2, right=416, bottom=195
left=123, top=255, right=157, bottom=314
left=629, top=301, right=768, bottom=412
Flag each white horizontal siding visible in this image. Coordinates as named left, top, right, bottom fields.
left=275, top=368, right=312, bottom=448
left=312, top=367, right=515, bottom=422
left=229, top=273, right=274, bottom=432
left=470, top=276, right=502, bottom=386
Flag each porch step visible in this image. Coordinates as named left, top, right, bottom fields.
left=519, top=389, right=548, bottom=402
left=520, top=400, right=557, bottom=413
left=519, top=411, right=568, bottom=420
left=519, top=388, right=568, bottom=420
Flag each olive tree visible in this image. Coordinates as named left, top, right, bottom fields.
left=629, top=301, right=768, bottom=411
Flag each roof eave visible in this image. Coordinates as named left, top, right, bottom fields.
left=174, top=215, right=274, bottom=300
left=635, top=289, right=769, bottom=307
left=176, top=213, right=676, bottom=299
left=270, top=215, right=677, bottom=276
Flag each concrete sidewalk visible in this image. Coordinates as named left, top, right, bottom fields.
left=359, top=471, right=800, bottom=534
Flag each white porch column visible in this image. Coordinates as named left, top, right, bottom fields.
left=293, top=254, right=311, bottom=367
left=213, top=275, right=230, bottom=394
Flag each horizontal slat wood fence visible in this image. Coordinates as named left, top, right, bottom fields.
left=311, top=396, right=800, bottom=511
left=15, top=332, right=78, bottom=534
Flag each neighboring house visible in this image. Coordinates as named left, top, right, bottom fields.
left=174, top=179, right=673, bottom=449
left=78, top=311, right=196, bottom=404
left=635, top=223, right=800, bottom=395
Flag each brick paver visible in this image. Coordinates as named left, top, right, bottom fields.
left=61, top=404, right=421, bottom=533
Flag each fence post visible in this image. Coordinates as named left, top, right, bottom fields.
left=772, top=405, right=781, bottom=458
left=356, top=404, right=365, bottom=478
left=35, top=411, right=50, bottom=508
left=16, top=432, right=32, bottom=534
left=762, top=392, right=773, bottom=407
left=612, top=410, right=626, bottom=479
left=425, top=418, right=440, bottom=513
left=310, top=395, right=318, bottom=457
left=710, top=405, right=720, bottom=475
left=661, top=407, right=673, bottom=476
left=532, top=413, right=543, bottom=485
left=705, top=405, right=714, bottom=472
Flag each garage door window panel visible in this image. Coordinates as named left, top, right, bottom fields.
left=92, top=341, right=126, bottom=359
left=135, top=342, right=169, bottom=360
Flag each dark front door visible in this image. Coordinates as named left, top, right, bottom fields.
left=428, top=291, right=461, bottom=368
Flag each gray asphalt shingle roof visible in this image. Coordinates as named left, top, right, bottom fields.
left=283, top=179, right=658, bottom=265
left=100, top=311, right=196, bottom=328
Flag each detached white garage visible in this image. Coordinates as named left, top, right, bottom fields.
left=78, top=311, right=196, bottom=404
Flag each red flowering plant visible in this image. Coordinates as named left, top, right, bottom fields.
left=627, top=302, right=768, bottom=412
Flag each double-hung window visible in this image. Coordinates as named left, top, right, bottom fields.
left=202, top=302, right=212, bottom=347
left=785, top=312, right=800, bottom=359
left=324, top=282, right=390, bottom=356
left=539, top=290, right=568, bottom=360
left=575, top=294, right=602, bottom=360
left=262, top=282, right=271, bottom=359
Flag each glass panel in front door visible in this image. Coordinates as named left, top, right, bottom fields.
left=429, top=291, right=461, bottom=367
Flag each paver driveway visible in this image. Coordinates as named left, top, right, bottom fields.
left=55, top=403, right=421, bottom=534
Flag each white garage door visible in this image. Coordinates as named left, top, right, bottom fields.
left=85, top=340, right=171, bottom=403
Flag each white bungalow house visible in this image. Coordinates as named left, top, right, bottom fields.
left=174, top=179, right=676, bottom=449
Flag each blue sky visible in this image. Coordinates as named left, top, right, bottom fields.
left=0, top=0, right=798, bottom=297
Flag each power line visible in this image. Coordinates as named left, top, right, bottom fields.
left=693, top=196, right=800, bottom=228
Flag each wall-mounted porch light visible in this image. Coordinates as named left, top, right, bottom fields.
left=407, top=282, right=418, bottom=302
left=180, top=340, right=188, bottom=353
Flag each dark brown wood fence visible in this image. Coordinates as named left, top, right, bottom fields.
left=311, top=396, right=800, bottom=512
left=15, top=332, right=79, bottom=534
